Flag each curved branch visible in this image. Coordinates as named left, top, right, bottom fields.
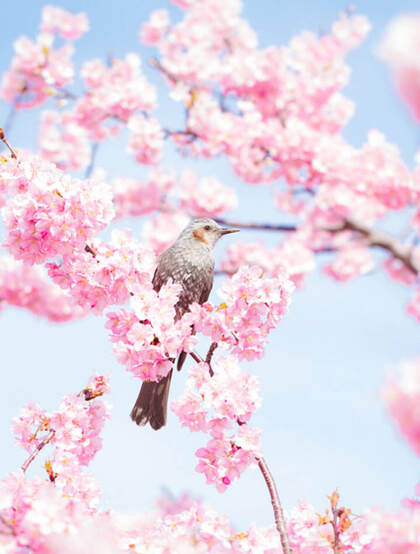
left=328, top=218, right=419, bottom=275
left=256, top=457, right=291, bottom=553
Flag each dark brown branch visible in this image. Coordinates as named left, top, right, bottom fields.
left=205, top=342, right=218, bottom=365
left=256, top=457, right=291, bottom=553
left=0, top=127, right=17, bottom=158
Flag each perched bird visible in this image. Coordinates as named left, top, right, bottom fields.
left=130, top=217, right=239, bottom=430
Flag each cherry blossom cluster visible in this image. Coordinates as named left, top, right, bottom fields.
left=111, top=169, right=175, bottom=219
left=1, top=152, right=114, bottom=264
left=0, top=255, right=82, bottom=322
left=0, top=6, right=88, bottom=109
left=12, top=374, right=110, bottom=509
left=127, top=113, right=164, bottom=165
left=39, top=109, right=91, bottom=171
left=106, top=281, right=196, bottom=382
left=379, top=14, right=420, bottom=121
left=75, top=54, right=156, bottom=141
left=172, top=356, right=261, bottom=492
left=47, top=229, right=156, bottom=314
left=221, top=238, right=315, bottom=287
left=186, top=265, right=294, bottom=361
left=178, top=169, right=238, bottom=217
left=382, top=357, right=420, bottom=458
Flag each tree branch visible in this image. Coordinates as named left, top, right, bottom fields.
left=327, top=217, right=419, bottom=275
left=21, top=429, right=55, bottom=473
left=256, top=457, right=291, bottom=554
left=0, top=127, right=17, bottom=158
left=215, top=216, right=419, bottom=276
left=214, top=218, right=297, bottom=232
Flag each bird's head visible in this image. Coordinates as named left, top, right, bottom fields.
left=181, top=218, right=239, bottom=249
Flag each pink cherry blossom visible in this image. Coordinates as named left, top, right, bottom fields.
left=38, top=110, right=91, bottom=171
left=75, top=54, right=156, bottom=141
left=140, top=10, right=170, bottom=46
left=178, top=169, right=238, bottom=216
left=382, top=358, right=420, bottom=457
left=0, top=255, right=82, bottom=322
left=47, top=229, right=156, bottom=314
left=40, top=5, right=89, bottom=40
left=127, top=113, right=164, bottom=165
left=186, top=265, right=294, bottom=361
left=112, top=169, right=174, bottom=219
left=1, top=33, right=74, bottom=108
left=2, top=153, right=114, bottom=264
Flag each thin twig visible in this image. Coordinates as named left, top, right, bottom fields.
left=214, top=218, right=297, bottom=232
left=205, top=342, right=218, bottom=365
left=0, top=127, right=17, bottom=158
left=21, top=429, right=55, bottom=473
left=150, top=58, right=179, bottom=84
left=0, top=513, right=16, bottom=536
left=256, top=457, right=291, bottom=554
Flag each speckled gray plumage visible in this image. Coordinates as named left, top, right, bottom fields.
left=130, top=218, right=224, bottom=431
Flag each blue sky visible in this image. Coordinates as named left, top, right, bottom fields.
left=1, top=0, right=419, bottom=529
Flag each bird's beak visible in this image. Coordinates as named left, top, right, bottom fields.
left=220, top=227, right=240, bottom=235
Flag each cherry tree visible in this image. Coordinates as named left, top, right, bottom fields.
left=0, top=2, right=419, bottom=552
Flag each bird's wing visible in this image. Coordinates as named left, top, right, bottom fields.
left=199, top=269, right=214, bottom=304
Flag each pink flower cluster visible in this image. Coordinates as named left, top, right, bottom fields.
left=106, top=281, right=196, bottom=381
left=39, top=110, right=91, bottom=171
left=221, top=238, right=315, bottom=287
left=178, top=169, right=238, bottom=216
left=142, top=211, right=190, bottom=254
left=47, top=229, right=156, bottom=314
left=75, top=54, right=156, bottom=141
left=127, top=113, right=164, bottom=165
left=140, top=9, right=170, bottom=46
left=324, top=247, right=374, bottom=283
left=379, top=14, right=420, bottom=121
left=186, top=265, right=294, bottom=361
left=0, top=35, right=74, bottom=109
left=172, top=356, right=262, bottom=492
left=40, top=5, right=89, bottom=40
left=382, top=357, right=420, bottom=457
left=112, top=170, right=175, bottom=219
left=12, top=374, right=110, bottom=509
left=0, top=6, right=86, bottom=108
left=1, top=153, right=114, bottom=264
left=0, top=255, right=82, bottom=322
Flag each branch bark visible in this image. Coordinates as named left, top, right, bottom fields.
left=256, top=457, right=291, bottom=554
left=21, top=429, right=55, bottom=473
left=327, top=217, right=419, bottom=275
left=215, top=216, right=419, bottom=276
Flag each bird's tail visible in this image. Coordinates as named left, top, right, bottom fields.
left=130, top=370, right=173, bottom=430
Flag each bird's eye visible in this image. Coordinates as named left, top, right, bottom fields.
left=204, top=225, right=211, bottom=231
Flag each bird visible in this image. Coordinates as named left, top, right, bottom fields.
left=130, top=217, right=239, bottom=430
